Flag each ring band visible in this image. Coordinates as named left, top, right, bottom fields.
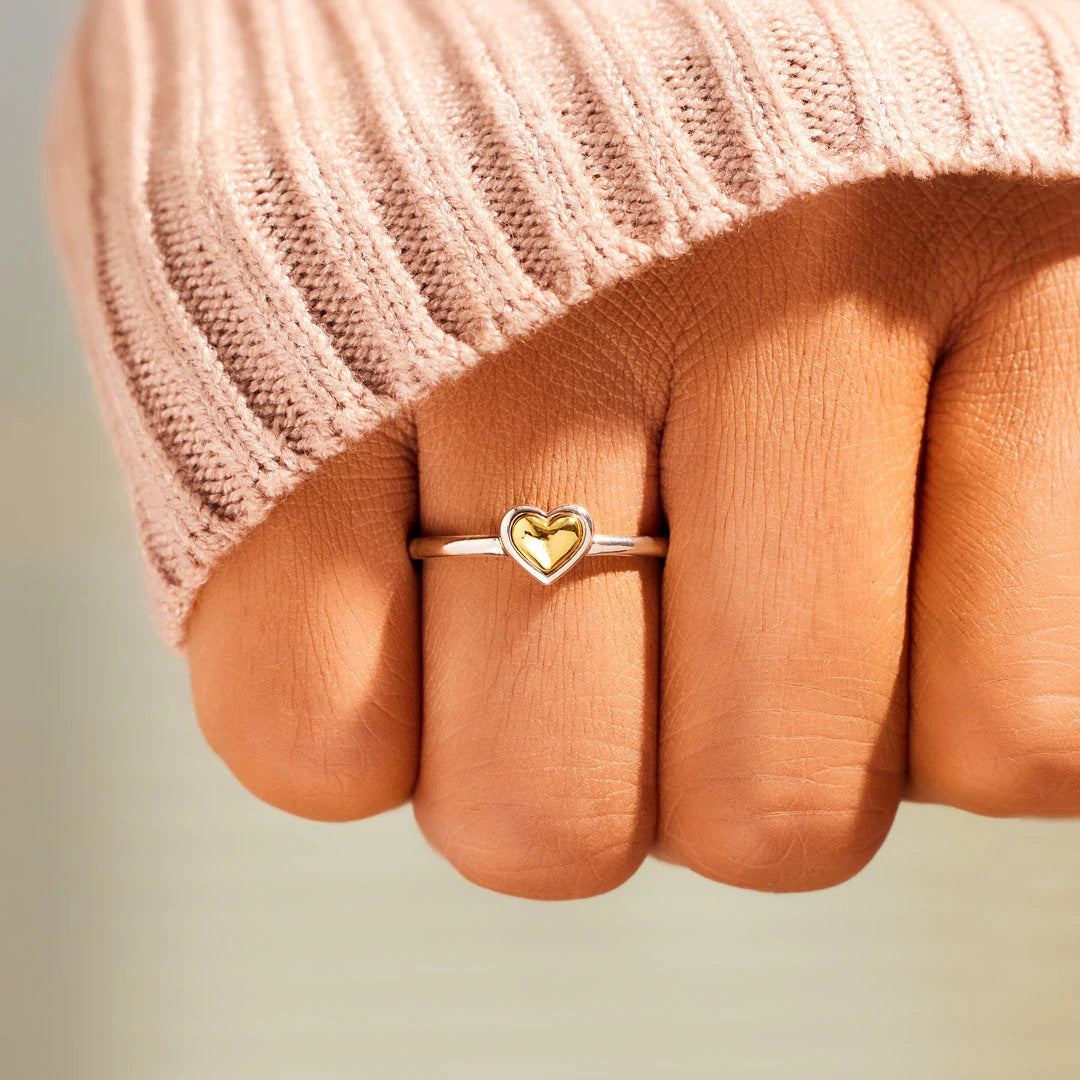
left=408, top=504, right=668, bottom=585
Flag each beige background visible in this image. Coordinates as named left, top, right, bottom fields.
left=3, top=4, right=1078, bottom=1078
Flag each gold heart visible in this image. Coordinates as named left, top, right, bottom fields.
left=507, top=510, right=588, bottom=578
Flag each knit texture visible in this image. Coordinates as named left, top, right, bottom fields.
left=46, top=0, right=1080, bottom=646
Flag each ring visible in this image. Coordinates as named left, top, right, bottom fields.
left=408, top=505, right=668, bottom=585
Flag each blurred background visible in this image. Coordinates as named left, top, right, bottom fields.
left=2, top=3, right=1078, bottom=1078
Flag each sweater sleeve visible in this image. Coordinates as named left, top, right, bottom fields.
left=45, top=0, right=1080, bottom=647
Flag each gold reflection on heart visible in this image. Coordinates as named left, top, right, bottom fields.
left=508, top=510, right=587, bottom=576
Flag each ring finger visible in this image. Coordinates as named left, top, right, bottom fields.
left=412, top=271, right=673, bottom=899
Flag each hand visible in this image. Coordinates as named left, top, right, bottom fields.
left=186, top=174, right=1080, bottom=899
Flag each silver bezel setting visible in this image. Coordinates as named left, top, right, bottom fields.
left=498, top=504, right=595, bottom=585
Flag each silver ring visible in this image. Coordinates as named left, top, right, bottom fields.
left=408, top=504, right=668, bottom=585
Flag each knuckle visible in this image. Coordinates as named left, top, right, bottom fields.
left=196, top=692, right=417, bottom=822
left=916, top=693, right=1080, bottom=816
left=663, top=782, right=893, bottom=892
left=188, top=555, right=420, bottom=823
left=418, top=794, right=649, bottom=900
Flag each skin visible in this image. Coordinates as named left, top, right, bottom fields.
left=186, top=174, right=1080, bottom=899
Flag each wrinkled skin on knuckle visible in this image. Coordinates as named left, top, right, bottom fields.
left=936, top=734, right=1080, bottom=818
left=416, top=791, right=650, bottom=900
left=914, top=671, right=1080, bottom=817
left=661, top=771, right=895, bottom=893
left=189, top=587, right=418, bottom=822
left=191, top=633, right=417, bottom=822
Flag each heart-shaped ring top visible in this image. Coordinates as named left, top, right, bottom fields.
left=499, top=505, right=594, bottom=584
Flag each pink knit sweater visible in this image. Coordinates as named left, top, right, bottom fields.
left=46, top=0, right=1080, bottom=646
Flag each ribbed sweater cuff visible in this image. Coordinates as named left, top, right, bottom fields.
left=46, top=0, right=1080, bottom=646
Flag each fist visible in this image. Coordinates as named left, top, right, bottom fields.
left=187, top=175, right=1080, bottom=898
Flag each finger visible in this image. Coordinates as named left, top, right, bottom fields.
left=657, top=186, right=938, bottom=891
left=187, top=417, right=421, bottom=821
left=412, top=274, right=671, bottom=900
left=910, top=197, right=1080, bottom=816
